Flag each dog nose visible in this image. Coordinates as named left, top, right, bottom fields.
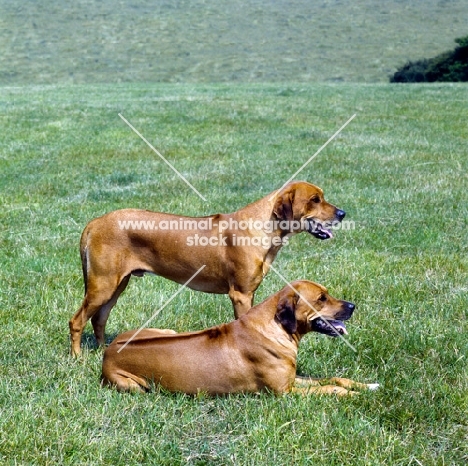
left=335, top=209, right=346, bottom=221
left=336, top=301, right=355, bottom=321
left=345, top=302, right=355, bottom=312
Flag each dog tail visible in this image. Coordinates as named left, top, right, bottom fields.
left=80, top=226, right=90, bottom=295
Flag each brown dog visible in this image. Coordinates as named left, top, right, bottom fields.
left=101, top=280, right=378, bottom=396
left=70, top=181, right=346, bottom=355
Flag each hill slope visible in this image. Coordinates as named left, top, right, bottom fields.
left=1, top=0, right=467, bottom=84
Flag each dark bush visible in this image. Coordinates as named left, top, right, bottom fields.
left=391, top=35, right=468, bottom=82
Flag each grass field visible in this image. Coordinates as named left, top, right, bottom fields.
left=0, top=83, right=467, bottom=464
left=1, top=0, right=468, bottom=84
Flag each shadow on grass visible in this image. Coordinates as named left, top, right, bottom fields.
left=79, top=331, right=120, bottom=352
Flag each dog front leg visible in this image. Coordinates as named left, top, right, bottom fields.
left=228, top=288, right=254, bottom=318
left=291, top=385, right=358, bottom=396
left=294, top=376, right=379, bottom=392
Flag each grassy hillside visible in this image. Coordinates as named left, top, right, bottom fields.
left=0, top=83, right=467, bottom=464
left=1, top=0, right=468, bottom=84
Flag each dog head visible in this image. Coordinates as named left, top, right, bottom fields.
left=275, top=280, right=355, bottom=337
left=272, top=181, right=345, bottom=240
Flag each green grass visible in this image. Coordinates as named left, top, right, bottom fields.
left=1, top=0, right=468, bottom=84
left=0, top=83, right=467, bottom=464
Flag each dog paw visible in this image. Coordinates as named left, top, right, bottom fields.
left=367, top=383, right=380, bottom=391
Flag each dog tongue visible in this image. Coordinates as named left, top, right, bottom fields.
left=317, top=223, right=333, bottom=239
left=332, top=321, right=347, bottom=335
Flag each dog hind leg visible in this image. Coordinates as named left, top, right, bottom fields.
left=101, top=370, right=148, bottom=393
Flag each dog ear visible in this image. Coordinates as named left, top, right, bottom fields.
left=276, top=292, right=298, bottom=334
left=273, top=189, right=295, bottom=222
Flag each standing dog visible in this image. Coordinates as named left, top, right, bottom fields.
left=70, top=181, right=346, bottom=355
left=102, top=280, right=378, bottom=396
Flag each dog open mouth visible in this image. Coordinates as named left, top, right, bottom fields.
left=310, top=318, right=347, bottom=337
left=306, top=220, right=333, bottom=240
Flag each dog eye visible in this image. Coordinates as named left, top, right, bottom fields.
left=319, top=294, right=327, bottom=302
left=311, top=195, right=320, bottom=204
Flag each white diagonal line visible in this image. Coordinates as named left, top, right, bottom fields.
left=269, top=113, right=356, bottom=200
left=118, top=113, right=208, bottom=202
left=268, top=264, right=358, bottom=353
left=117, top=265, right=206, bottom=353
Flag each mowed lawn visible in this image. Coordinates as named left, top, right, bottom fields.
left=0, top=83, right=467, bottom=464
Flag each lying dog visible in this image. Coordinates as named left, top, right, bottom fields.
left=70, top=181, right=346, bottom=355
left=102, top=280, right=378, bottom=396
